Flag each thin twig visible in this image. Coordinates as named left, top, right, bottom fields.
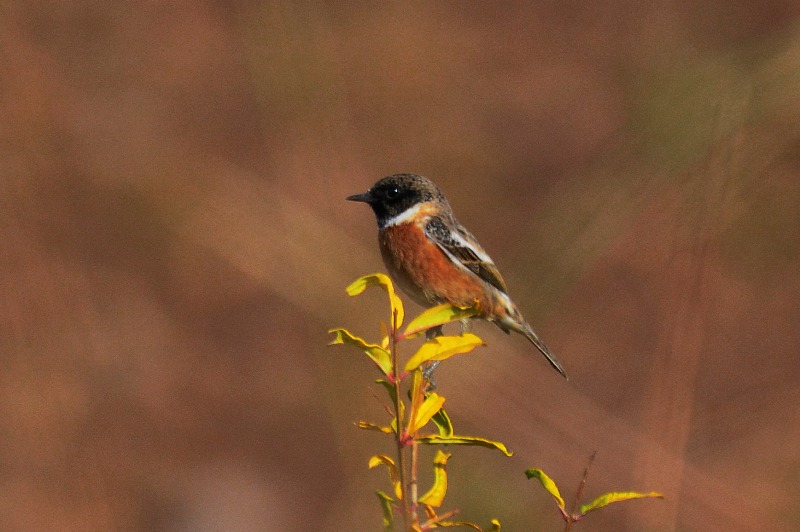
left=391, top=308, right=412, bottom=531
left=420, top=509, right=460, bottom=529
left=565, top=451, right=597, bottom=531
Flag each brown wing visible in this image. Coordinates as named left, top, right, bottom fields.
left=425, top=217, right=508, bottom=293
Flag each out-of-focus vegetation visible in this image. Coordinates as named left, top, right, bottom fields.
left=2, top=2, right=799, bottom=530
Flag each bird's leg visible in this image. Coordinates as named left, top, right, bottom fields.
left=459, top=318, right=472, bottom=335
left=422, top=325, right=444, bottom=389
left=425, top=325, right=444, bottom=341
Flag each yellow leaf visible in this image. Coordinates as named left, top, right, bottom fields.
left=407, top=393, right=445, bottom=435
left=404, top=334, right=484, bottom=372
left=525, top=468, right=565, bottom=510
left=346, top=273, right=404, bottom=329
left=431, top=408, right=453, bottom=437
left=419, top=450, right=451, bottom=507
left=379, top=321, right=389, bottom=349
left=406, top=369, right=424, bottom=421
left=369, top=454, right=402, bottom=499
left=328, top=328, right=392, bottom=376
left=368, top=454, right=396, bottom=469
left=580, top=491, right=664, bottom=515
left=422, top=517, right=500, bottom=530
left=357, top=421, right=394, bottom=434
left=401, top=303, right=479, bottom=339
left=420, top=435, right=513, bottom=457
left=426, top=520, right=482, bottom=530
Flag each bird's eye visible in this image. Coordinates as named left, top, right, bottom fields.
left=384, top=186, right=401, bottom=201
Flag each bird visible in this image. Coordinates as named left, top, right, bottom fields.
left=347, top=173, right=567, bottom=379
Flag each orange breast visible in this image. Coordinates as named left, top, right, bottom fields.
left=379, top=222, right=492, bottom=310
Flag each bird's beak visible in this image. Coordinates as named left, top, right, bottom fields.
left=346, top=191, right=373, bottom=204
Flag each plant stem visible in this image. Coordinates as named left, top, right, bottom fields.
left=565, top=451, right=597, bottom=532
left=391, top=308, right=412, bottom=530
left=574, top=451, right=596, bottom=514
left=410, top=440, right=419, bottom=528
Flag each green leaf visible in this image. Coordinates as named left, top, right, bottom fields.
left=401, top=303, right=479, bottom=339
left=357, top=421, right=393, bottom=434
left=419, top=435, right=513, bottom=456
left=346, top=273, right=404, bottom=329
left=525, top=469, right=565, bottom=511
left=369, top=454, right=402, bottom=499
left=407, top=393, right=445, bottom=435
left=431, top=407, right=453, bottom=437
left=419, top=450, right=451, bottom=507
left=328, top=328, right=392, bottom=376
left=375, top=490, right=395, bottom=531
left=579, top=491, right=664, bottom=516
left=375, top=378, right=394, bottom=395
left=404, top=334, right=484, bottom=372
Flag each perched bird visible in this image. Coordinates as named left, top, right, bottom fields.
left=347, top=173, right=567, bottom=379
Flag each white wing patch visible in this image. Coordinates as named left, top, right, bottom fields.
left=448, top=230, right=493, bottom=264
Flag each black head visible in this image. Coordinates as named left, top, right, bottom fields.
left=347, top=173, right=448, bottom=227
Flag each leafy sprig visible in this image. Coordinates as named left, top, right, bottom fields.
left=329, top=274, right=504, bottom=531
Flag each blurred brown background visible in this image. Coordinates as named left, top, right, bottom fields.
left=2, top=2, right=800, bottom=531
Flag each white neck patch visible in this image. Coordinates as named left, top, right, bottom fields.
left=382, top=202, right=435, bottom=228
